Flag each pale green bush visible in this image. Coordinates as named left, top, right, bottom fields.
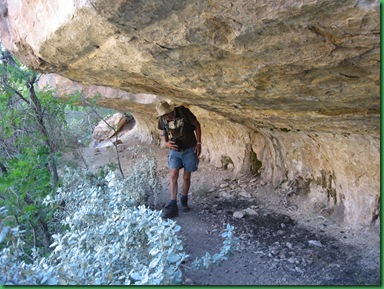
left=48, top=205, right=187, bottom=285
left=1, top=154, right=237, bottom=285
left=0, top=207, right=57, bottom=285
left=44, top=161, right=182, bottom=285
left=191, top=223, right=238, bottom=270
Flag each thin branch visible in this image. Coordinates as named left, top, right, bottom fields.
left=27, top=77, right=59, bottom=185
left=28, top=219, right=37, bottom=248
left=83, top=99, right=125, bottom=178
left=76, top=146, right=89, bottom=169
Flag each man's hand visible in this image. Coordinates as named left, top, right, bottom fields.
left=166, top=140, right=179, bottom=151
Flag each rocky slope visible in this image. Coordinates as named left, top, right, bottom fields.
left=0, top=0, right=380, bottom=227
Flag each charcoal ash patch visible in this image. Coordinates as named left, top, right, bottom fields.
left=189, top=195, right=380, bottom=285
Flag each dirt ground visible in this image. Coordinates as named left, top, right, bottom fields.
left=72, top=136, right=381, bottom=286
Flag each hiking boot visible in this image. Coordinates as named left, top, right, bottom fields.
left=180, top=195, right=190, bottom=212
left=162, top=202, right=178, bottom=219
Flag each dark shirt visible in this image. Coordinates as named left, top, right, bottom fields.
left=157, top=106, right=197, bottom=150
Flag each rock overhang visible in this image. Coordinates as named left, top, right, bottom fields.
left=0, top=0, right=379, bottom=134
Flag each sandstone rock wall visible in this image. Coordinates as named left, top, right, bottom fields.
left=194, top=108, right=379, bottom=226
left=0, top=0, right=379, bottom=227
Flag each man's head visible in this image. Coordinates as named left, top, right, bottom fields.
left=156, top=100, right=175, bottom=118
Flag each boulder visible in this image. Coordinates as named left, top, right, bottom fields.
left=92, top=112, right=128, bottom=141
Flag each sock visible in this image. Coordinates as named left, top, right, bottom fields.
left=180, top=194, right=188, bottom=205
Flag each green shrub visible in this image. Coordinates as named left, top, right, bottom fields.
left=43, top=164, right=185, bottom=285
left=1, top=160, right=237, bottom=285
left=0, top=206, right=57, bottom=285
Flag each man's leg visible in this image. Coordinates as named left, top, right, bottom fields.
left=170, top=168, right=180, bottom=200
left=180, top=147, right=199, bottom=212
left=182, top=171, right=191, bottom=195
left=162, top=149, right=183, bottom=218
left=162, top=168, right=180, bottom=219
left=181, top=171, right=191, bottom=212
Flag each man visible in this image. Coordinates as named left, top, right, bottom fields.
left=156, top=100, right=202, bottom=218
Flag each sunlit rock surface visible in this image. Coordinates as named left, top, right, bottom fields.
left=0, top=0, right=379, bottom=227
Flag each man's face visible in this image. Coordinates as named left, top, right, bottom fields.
left=163, top=111, right=174, bottom=121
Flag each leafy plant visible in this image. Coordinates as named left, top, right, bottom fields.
left=0, top=46, right=65, bottom=251
left=0, top=206, right=58, bottom=285
left=42, top=164, right=186, bottom=285
left=190, top=224, right=238, bottom=270
left=1, top=160, right=238, bottom=285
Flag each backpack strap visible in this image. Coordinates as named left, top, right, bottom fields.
left=161, top=116, right=170, bottom=140
left=175, top=106, right=185, bottom=122
left=175, top=106, right=193, bottom=126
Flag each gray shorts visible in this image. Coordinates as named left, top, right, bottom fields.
left=168, top=146, right=199, bottom=172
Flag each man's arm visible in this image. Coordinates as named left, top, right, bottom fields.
left=193, top=119, right=201, bottom=156
left=160, top=129, right=168, bottom=142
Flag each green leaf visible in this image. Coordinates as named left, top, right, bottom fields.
left=167, top=253, right=181, bottom=263
left=149, top=256, right=161, bottom=269
left=24, top=204, right=37, bottom=212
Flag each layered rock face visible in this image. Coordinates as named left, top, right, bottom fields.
left=0, top=0, right=379, bottom=227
